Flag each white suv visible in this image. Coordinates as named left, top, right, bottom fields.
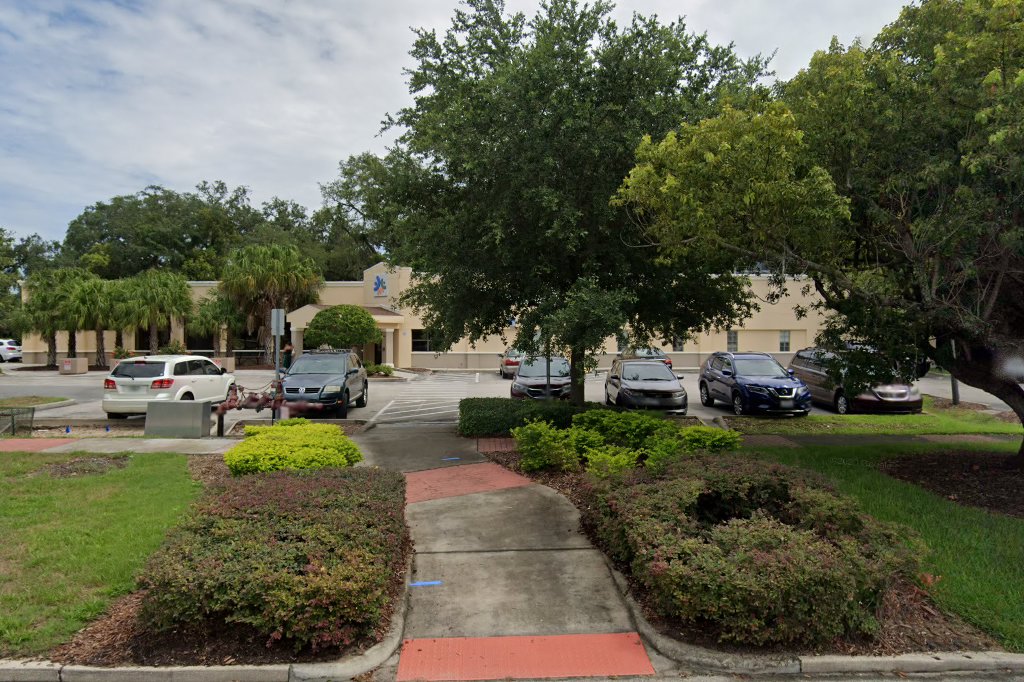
left=102, top=355, right=235, bottom=418
left=0, top=339, right=21, bottom=362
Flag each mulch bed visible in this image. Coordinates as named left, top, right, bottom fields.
left=482, top=447, right=1000, bottom=656
left=879, top=450, right=1024, bottom=518
left=50, top=455, right=403, bottom=667
left=34, top=456, right=129, bottom=478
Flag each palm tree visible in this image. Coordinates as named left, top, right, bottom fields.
left=23, top=268, right=95, bottom=365
left=190, top=291, right=245, bottom=356
left=219, top=244, right=323, bottom=363
left=71, top=277, right=115, bottom=369
left=121, top=270, right=194, bottom=353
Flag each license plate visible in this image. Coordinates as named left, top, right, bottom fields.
left=779, top=399, right=794, bottom=409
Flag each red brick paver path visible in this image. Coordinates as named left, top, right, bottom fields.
left=0, top=438, right=77, bottom=452
left=405, top=462, right=531, bottom=504
left=476, top=437, right=517, bottom=453
left=397, top=633, right=655, bottom=681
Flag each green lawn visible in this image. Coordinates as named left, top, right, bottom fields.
left=728, top=397, right=1023, bottom=436
left=0, top=396, right=68, bottom=408
left=0, top=451, right=198, bottom=656
left=752, top=441, right=1024, bottom=651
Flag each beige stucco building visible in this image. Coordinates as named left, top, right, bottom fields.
left=20, top=263, right=824, bottom=369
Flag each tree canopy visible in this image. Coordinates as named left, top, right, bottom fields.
left=617, top=0, right=1024, bottom=452
left=336, top=0, right=766, bottom=402
left=305, top=305, right=382, bottom=351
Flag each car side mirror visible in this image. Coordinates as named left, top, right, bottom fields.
left=220, top=367, right=227, bottom=375
left=788, top=368, right=795, bottom=376
left=675, top=374, right=684, bottom=380
left=721, top=369, right=733, bottom=377
left=610, top=374, right=619, bottom=380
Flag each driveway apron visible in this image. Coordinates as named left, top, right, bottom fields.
left=351, top=424, right=656, bottom=681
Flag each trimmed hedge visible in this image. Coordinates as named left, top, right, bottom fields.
left=458, top=397, right=600, bottom=436
left=225, top=422, right=362, bottom=475
left=578, top=455, right=922, bottom=646
left=139, top=468, right=408, bottom=651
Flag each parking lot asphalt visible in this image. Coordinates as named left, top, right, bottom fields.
left=0, top=364, right=1015, bottom=426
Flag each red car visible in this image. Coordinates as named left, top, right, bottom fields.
left=498, top=348, right=524, bottom=379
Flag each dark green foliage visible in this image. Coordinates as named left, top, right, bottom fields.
left=139, top=468, right=408, bottom=652
left=578, top=455, right=921, bottom=646
left=305, top=304, right=382, bottom=350
left=365, top=364, right=394, bottom=376
left=511, top=421, right=586, bottom=473
left=457, top=397, right=600, bottom=436
left=571, top=410, right=679, bottom=449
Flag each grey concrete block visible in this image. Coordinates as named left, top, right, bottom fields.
left=60, top=664, right=289, bottom=682
left=800, top=652, right=1005, bottom=674
left=406, top=484, right=592, bottom=553
left=0, top=660, right=60, bottom=682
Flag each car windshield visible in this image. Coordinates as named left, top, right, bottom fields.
left=288, top=354, right=345, bottom=375
left=621, top=363, right=675, bottom=381
left=505, top=349, right=523, bottom=357
left=734, top=357, right=789, bottom=378
left=629, top=348, right=662, bottom=357
left=518, top=358, right=570, bottom=377
left=111, top=361, right=166, bottom=378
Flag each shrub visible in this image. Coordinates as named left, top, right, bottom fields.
left=511, top=421, right=582, bottom=472
left=458, top=397, right=599, bottom=436
left=157, top=339, right=188, bottom=355
left=679, top=426, right=742, bottom=453
left=365, top=364, right=394, bottom=376
left=139, top=468, right=408, bottom=651
left=577, top=454, right=921, bottom=646
left=225, top=422, right=362, bottom=475
left=571, top=410, right=677, bottom=449
left=584, top=444, right=639, bottom=478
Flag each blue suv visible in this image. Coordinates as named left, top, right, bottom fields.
left=699, top=351, right=811, bottom=416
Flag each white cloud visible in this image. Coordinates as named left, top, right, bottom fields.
left=0, top=0, right=906, bottom=242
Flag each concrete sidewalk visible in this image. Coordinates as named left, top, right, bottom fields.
left=351, top=424, right=667, bottom=681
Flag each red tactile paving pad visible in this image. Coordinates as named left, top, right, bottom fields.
left=397, top=633, right=655, bottom=681
left=405, top=463, right=531, bottom=504
left=0, top=438, right=76, bottom=452
left=476, top=437, right=517, bottom=453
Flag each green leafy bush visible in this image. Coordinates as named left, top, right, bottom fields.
left=584, top=444, right=639, bottom=478
left=458, top=397, right=599, bottom=436
left=139, top=468, right=408, bottom=651
left=225, top=422, right=362, bottom=475
left=157, top=339, right=188, bottom=355
left=679, top=426, right=743, bottom=452
left=366, top=364, right=394, bottom=376
left=571, top=410, right=678, bottom=449
left=578, top=454, right=921, bottom=646
left=511, top=421, right=582, bottom=472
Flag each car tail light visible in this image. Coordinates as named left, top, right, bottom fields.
left=508, top=360, right=520, bottom=366
left=104, top=378, right=116, bottom=390
left=150, top=378, right=174, bottom=389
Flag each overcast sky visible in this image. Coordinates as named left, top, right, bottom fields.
left=0, top=0, right=908, bottom=243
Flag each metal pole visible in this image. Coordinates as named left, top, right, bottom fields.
left=950, top=339, right=960, bottom=406
left=273, top=331, right=281, bottom=422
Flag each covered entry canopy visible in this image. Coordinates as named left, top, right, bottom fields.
left=287, top=304, right=405, bottom=366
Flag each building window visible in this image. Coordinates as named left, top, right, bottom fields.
left=672, top=336, right=685, bottom=352
left=726, top=330, right=738, bottom=352
left=411, top=330, right=433, bottom=352
left=779, top=330, right=791, bottom=352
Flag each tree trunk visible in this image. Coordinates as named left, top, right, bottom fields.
left=46, top=332, right=57, bottom=368
left=226, top=328, right=235, bottom=358
left=67, top=330, right=77, bottom=358
left=150, top=320, right=159, bottom=353
left=946, top=354, right=1024, bottom=460
left=569, top=346, right=586, bottom=407
left=95, top=327, right=107, bottom=370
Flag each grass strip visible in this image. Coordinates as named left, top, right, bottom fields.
left=751, top=441, right=1024, bottom=651
left=0, top=396, right=68, bottom=408
left=0, top=451, right=198, bottom=656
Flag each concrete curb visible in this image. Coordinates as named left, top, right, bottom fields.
left=0, top=563, right=411, bottom=682
left=25, top=399, right=78, bottom=413
left=605, top=561, right=1024, bottom=676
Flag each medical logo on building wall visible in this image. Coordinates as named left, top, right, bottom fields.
left=373, top=274, right=388, bottom=298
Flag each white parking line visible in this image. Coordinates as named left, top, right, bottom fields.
left=368, top=399, right=395, bottom=425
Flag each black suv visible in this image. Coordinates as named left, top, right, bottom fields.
left=699, top=351, right=811, bottom=416
left=281, top=349, right=368, bottom=418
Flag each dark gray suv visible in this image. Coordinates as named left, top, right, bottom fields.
left=281, top=350, right=368, bottom=418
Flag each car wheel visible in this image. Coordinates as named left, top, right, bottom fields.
left=605, top=390, right=615, bottom=406
left=337, top=392, right=349, bottom=419
left=356, top=382, right=368, bottom=407
left=732, top=393, right=745, bottom=416
left=699, top=382, right=714, bottom=407
left=181, top=392, right=194, bottom=401
left=106, top=412, right=128, bottom=420
left=834, top=392, right=849, bottom=415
